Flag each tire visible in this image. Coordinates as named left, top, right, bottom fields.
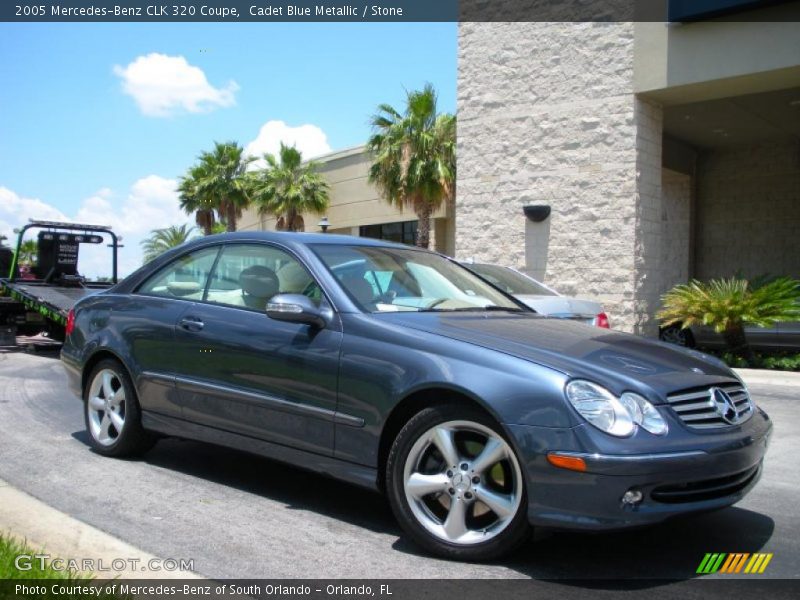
left=386, top=403, right=531, bottom=561
left=83, top=359, right=155, bottom=457
left=660, top=324, right=694, bottom=348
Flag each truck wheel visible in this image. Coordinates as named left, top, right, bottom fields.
left=84, top=359, right=155, bottom=457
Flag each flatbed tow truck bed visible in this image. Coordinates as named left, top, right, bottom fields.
left=0, top=220, right=119, bottom=345
left=1, top=281, right=111, bottom=323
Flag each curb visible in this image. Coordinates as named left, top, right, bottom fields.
left=0, top=478, right=204, bottom=579
left=734, top=368, right=800, bottom=388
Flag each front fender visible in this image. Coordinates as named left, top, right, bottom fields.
left=333, top=315, right=572, bottom=468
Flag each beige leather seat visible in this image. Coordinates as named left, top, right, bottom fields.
left=239, top=265, right=280, bottom=311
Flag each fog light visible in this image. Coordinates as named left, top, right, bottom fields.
left=622, top=489, right=643, bottom=505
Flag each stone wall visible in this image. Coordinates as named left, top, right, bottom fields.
left=660, top=169, right=692, bottom=291
left=457, top=22, right=664, bottom=333
left=695, top=141, right=800, bottom=281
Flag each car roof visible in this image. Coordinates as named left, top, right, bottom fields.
left=191, top=231, right=422, bottom=251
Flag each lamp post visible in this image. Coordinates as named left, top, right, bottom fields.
left=318, top=217, right=330, bottom=233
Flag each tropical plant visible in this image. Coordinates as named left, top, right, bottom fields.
left=178, top=141, right=254, bottom=233
left=17, top=240, right=38, bottom=265
left=178, top=165, right=217, bottom=236
left=658, top=277, right=800, bottom=359
left=248, top=143, right=330, bottom=232
left=141, top=224, right=196, bottom=263
left=367, top=83, right=456, bottom=248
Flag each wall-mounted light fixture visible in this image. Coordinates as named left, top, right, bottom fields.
left=523, top=205, right=551, bottom=222
left=318, top=217, right=330, bottom=233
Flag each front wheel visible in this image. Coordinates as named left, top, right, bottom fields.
left=386, top=403, right=530, bottom=560
left=84, top=359, right=155, bottom=457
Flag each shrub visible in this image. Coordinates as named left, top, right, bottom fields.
left=658, top=277, right=800, bottom=360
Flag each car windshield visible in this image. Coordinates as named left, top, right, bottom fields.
left=466, top=263, right=557, bottom=296
left=312, top=245, right=525, bottom=313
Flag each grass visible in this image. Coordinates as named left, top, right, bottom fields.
left=0, top=534, right=91, bottom=580
left=0, top=534, right=128, bottom=599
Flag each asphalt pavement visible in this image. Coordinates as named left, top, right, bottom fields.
left=0, top=348, right=797, bottom=585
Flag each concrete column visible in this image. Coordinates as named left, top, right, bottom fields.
left=457, top=22, right=664, bottom=333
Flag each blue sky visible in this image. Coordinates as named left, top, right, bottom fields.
left=0, top=22, right=456, bottom=275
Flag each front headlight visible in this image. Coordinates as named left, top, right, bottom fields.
left=565, top=381, right=668, bottom=437
left=619, top=392, right=668, bottom=435
left=565, top=380, right=635, bottom=437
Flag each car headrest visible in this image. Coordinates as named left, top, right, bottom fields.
left=240, top=265, right=279, bottom=299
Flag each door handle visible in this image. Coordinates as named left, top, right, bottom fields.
left=179, top=317, right=205, bottom=332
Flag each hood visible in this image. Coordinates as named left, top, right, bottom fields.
left=515, top=295, right=602, bottom=318
left=378, top=312, right=735, bottom=400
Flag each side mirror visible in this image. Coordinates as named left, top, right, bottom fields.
left=266, top=294, right=327, bottom=328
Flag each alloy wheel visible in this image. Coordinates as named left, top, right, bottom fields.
left=402, top=420, right=523, bottom=546
left=86, top=368, right=127, bottom=446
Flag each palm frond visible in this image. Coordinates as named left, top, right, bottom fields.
left=366, top=84, right=456, bottom=247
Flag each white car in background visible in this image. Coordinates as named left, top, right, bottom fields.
left=461, top=261, right=610, bottom=328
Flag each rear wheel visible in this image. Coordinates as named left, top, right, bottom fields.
left=386, top=403, right=530, bottom=560
left=84, top=359, right=155, bottom=457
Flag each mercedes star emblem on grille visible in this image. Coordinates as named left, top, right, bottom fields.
left=711, top=387, right=739, bottom=424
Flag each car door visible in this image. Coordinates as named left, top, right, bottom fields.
left=777, top=319, right=800, bottom=349
left=171, top=242, right=342, bottom=457
left=129, top=245, right=221, bottom=418
left=744, top=323, right=780, bottom=350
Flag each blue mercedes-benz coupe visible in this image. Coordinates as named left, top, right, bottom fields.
left=61, top=232, right=771, bottom=560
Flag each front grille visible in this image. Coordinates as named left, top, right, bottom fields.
left=651, top=464, right=760, bottom=504
left=666, top=382, right=753, bottom=430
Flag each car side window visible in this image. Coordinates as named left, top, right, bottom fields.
left=205, top=244, right=322, bottom=311
left=137, top=247, right=220, bottom=300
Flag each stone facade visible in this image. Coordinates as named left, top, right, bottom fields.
left=660, top=169, right=692, bottom=292
left=457, top=22, right=665, bottom=333
left=695, top=141, right=800, bottom=281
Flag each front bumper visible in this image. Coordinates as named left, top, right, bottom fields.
left=507, top=407, right=772, bottom=530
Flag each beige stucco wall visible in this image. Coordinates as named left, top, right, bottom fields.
left=456, top=22, right=666, bottom=333
left=695, top=141, right=800, bottom=281
left=635, top=11, right=800, bottom=105
left=238, top=146, right=454, bottom=255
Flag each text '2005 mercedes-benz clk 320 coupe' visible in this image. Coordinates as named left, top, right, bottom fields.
left=61, top=232, right=771, bottom=560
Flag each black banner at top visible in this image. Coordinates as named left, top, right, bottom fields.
left=2, top=0, right=799, bottom=22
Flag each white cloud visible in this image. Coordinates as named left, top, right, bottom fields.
left=0, top=187, right=70, bottom=226
left=0, top=178, right=193, bottom=278
left=113, top=53, right=238, bottom=117
left=245, top=120, right=332, bottom=169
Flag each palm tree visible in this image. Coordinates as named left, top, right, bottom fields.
left=367, top=84, right=456, bottom=248
left=658, top=277, right=800, bottom=360
left=18, top=240, right=38, bottom=265
left=178, top=141, right=254, bottom=233
left=248, top=143, right=330, bottom=232
left=141, top=224, right=197, bottom=263
left=178, top=165, right=217, bottom=236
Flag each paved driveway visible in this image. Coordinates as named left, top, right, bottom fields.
left=0, top=349, right=797, bottom=584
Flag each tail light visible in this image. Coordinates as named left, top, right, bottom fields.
left=595, top=312, right=610, bottom=329
left=65, top=309, right=76, bottom=337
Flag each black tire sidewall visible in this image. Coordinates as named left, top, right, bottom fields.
left=386, top=403, right=531, bottom=561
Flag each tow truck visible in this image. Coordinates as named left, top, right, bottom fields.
left=0, top=220, right=120, bottom=347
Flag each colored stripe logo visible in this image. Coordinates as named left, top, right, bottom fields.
left=697, top=553, right=773, bottom=574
